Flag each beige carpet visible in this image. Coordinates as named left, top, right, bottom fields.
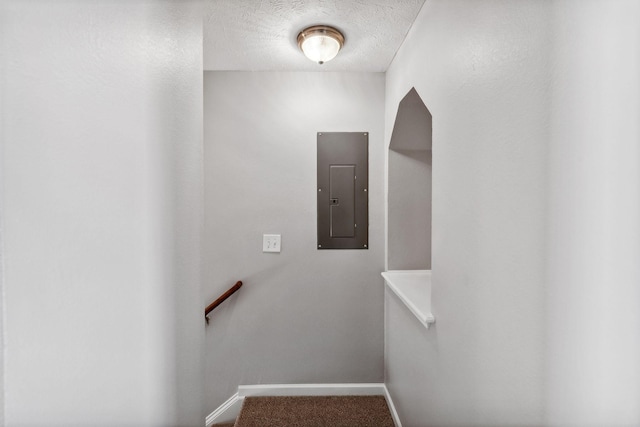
left=232, top=395, right=395, bottom=427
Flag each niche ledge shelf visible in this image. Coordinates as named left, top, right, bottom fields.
left=382, top=270, right=434, bottom=329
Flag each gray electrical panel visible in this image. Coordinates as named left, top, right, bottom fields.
left=317, top=132, right=368, bottom=249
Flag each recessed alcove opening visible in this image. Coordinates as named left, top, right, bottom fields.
left=388, top=88, right=432, bottom=270
left=384, top=87, right=434, bottom=329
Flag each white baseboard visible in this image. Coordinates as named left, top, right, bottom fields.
left=383, top=385, right=403, bottom=427
left=205, top=383, right=402, bottom=427
left=238, top=382, right=386, bottom=397
left=205, top=392, right=243, bottom=426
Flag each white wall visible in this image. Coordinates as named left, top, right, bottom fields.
left=0, top=57, right=5, bottom=423
left=546, top=1, right=640, bottom=425
left=385, top=1, right=640, bottom=426
left=0, top=193, right=4, bottom=427
left=203, top=71, right=385, bottom=410
left=384, top=1, right=550, bottom=425
left=387, top=89, right=433, bottom=271
left=1, top=1, right=204, bottom=426
left=388, top=149, right=432, bottom=270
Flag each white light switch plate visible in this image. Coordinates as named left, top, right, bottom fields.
left=263, top=234, right=281, bottom=253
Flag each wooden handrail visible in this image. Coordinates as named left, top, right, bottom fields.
left=205, top=281, right=242, bottom=324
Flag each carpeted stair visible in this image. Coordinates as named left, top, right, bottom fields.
left=213, top=395, right=394, bottom=427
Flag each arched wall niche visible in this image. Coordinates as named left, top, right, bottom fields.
left=388, top=87, right=432, bottom=270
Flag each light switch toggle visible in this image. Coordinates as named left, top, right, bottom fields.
left=330, top=198, right=339, bottom=205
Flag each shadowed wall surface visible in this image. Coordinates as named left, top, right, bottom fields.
left=1, top=2, right=205, bottom=425
left=204, top=71, right=386, bottom=412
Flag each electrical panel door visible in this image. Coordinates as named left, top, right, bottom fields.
left=317, top=132, right=368, bottom=249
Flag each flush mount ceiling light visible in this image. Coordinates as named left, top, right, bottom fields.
left=297, top=25, right=345, bottom=64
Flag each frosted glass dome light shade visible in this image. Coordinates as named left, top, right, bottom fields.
left=297, top=26, right=345, bottom=64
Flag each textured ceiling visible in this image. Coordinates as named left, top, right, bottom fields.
left=204, top=0, right=426, bottom=72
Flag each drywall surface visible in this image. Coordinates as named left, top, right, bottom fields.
left=545, top=1, right=640, bottom=425
left=388, top=150, right=431, bottom=270
left=1, top=1, right=204, bottom=426
left=384, top=0, right=550, bottom=425
left=387, top=88, right=432, bottom=271
left=388, top=88, right=432, bottom=152
left=384, top=1, right=640, bottom=426
left=204, top=71, right=385, bottom=411
left=0, top=202, right=4, bottom=427
left=385, top=289, right=437, bottom=424
left=0, top=70, right=4, bottom=425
